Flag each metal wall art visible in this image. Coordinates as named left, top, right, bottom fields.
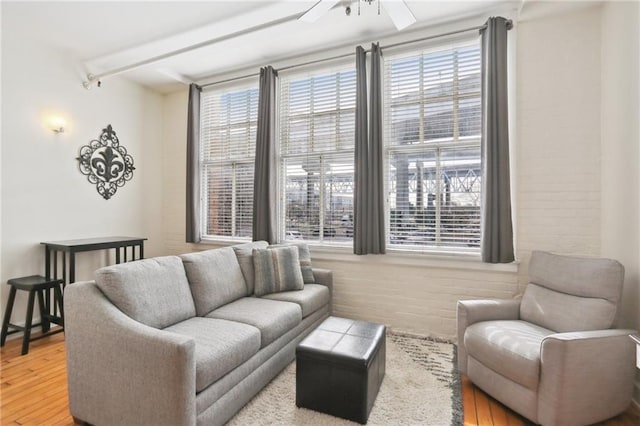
left=76, top=124, right=135, bottom=200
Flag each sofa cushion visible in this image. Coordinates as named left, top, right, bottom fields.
left=180, top=247, right=247, bottom=316
left=261, top=284, right=329, bottom=318
left=521, top=251, right=624, bottom=332
left=464, top=320, right=554, bottom=390
left=95, top=256, right=196, bottom=329
left=164, top=317, right=261, bottom=393
left=232, top=241, right=269, bottom=295
left=270, top=243, right=315, bottom=284
left=253, top=246, right=304, bottom=297
left=206, top=297, right=302, bottom=347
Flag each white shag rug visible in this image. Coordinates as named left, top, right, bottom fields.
left=228, top=332, right=462, bottom=426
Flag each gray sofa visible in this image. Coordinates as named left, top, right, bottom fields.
left=457, top=250, right=636, bottom=426
left=64, top=241, right=332, bottom=426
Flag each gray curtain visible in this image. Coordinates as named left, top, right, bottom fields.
left=367, top=43, right=386, bottom=254
left=481, top=17, right=514, bottom=263
left=186, top=83, right=201, bottom=243
left=354, top=44, right=386, bottom=255
left=253, top=66, right=278, bottom=243
left=354, top=46, right=368, bottom=254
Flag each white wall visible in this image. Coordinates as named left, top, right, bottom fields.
left=600, top=0, right=640, bottom=406
left=515, top=3, right=602, bottom=286
left=0, top=4, right=164, bottom=325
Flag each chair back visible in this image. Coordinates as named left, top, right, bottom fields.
left=520, top=251, right=624, bottom=332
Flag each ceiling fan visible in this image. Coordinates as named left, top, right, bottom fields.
left=300, top=0, right=417, bottom=31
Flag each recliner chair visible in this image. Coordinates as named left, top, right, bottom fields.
left=457, top=250, right=636, bottom=426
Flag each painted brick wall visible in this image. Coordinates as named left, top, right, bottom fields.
left=514, top=4, right=602, bottom=291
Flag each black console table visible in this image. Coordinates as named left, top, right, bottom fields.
left=41, top=236, right=147, bottom=285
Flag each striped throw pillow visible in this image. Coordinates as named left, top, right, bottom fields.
left=253, top=246, right=305, bottom=296
left=269, top=243, right=315, bottom=284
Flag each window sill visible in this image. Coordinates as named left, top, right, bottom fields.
left=197, top=237, right=518, bottom=273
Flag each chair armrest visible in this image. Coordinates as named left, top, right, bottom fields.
left=456, top=299, right=521, bottom=373
left=65, top=281, right=196, bottom=426
left=312, top=268, right=333, bottom=313
left=538, top=328, right=637, bottom=426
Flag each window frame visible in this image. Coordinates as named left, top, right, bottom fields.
left=278, top=61, right=357, bottom=246
left=383, top=36, right=483, bottom=254
left=199, top=80, right=259, bottom=242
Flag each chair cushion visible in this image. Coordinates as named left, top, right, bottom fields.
left=232, top=241, right=269, bottom=295
left=164, top=317, right=261, bottom=393
left=521, top=251, right=623, bottom=332
left=261, top=284, right=330, bottom=317
left=253, top=246, right=304, bottom=296
left=520, top=284, right=618, bottom=332
left=269, top=243, right=315, bottom=284
left=464, top=320, right=554, bottom=390
left=180, top=247, right=247, bottom=316
left=95, top=256, right=196, bottom=329
left=206, top=297, right=302, bottom=347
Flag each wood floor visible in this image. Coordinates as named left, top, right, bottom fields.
left=2, top=332, right=639, bottom=426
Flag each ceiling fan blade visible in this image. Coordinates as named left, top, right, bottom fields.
left=299, top=0, right=342, bottom=23
left=381, top=0, right=416, bottom=31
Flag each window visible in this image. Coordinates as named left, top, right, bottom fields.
left=200, top=84, right=259, bottom=240
left=384, top=39, right=482, bottom=251
left=279, top=66, right=356, bottom=243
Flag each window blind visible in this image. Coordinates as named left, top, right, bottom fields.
left=384, top=39, right=482, bottom=250
left=279, top=68, right=356, bottom=242
left=200, top=85, right=259, bottom=239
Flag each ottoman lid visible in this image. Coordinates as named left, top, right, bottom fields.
left=297, top=317, right=385, bottom=369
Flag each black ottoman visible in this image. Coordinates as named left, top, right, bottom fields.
left=296, top=316, right=386, bottom=424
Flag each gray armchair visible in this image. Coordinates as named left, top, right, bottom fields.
left=457, top=251, right=636, bottom=426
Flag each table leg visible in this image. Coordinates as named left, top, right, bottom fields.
left=69, top=253, right=75, bottom=285
left=45, top=247, right=51, bottom=280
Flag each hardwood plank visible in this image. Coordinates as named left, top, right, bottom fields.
left=462, top=375, right=479, bottom=426
left=488, top=396, right=509, bottom=425
left=473, top=384, right=494, bottom=426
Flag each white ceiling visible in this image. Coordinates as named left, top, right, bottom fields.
left=4, top=0, right=523, bottom=93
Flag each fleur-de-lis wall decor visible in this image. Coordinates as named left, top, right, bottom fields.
left=76, top=124, right=135, bottom=200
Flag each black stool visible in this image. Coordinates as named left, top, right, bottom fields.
left=1, top=275, right=64, bottom=355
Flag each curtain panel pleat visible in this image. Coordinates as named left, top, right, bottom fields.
left=480, top=17, right=514, bottom=263
left=354, top=46, right=369, bottom=254
left=354, top=44, right=386, bottom=255
left=253, top=66, right=278, bottom=244
left=367, top=43, right=386, bottom=254
left=186, top=83, right=202, bottom=243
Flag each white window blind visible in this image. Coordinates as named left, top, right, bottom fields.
left=384, top=38, right=482, bottom=250
left=200, top=84, right=259, bottom=240
left=280, top=67, right=356, bottom=243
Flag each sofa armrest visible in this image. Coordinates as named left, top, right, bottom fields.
left=312, top=268, right=333, bottom=313
left=538, top=329, right=637, bottom=426
left=456, top=299, right=521, bottom=374
left=65, top=281, right=196, bottom=426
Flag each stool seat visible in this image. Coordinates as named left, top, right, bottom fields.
left=296, top=317, right=386, bottom=424
left=1, top=275, right=64, bottom=355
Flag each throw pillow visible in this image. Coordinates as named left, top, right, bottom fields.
left=253, top=246, right=304, bottom=296
left=232, top=240, right=269, bottom=295
left=269, top=243, right=315, bottom=284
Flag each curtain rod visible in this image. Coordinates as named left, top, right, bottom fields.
left=199, top=19, right=511, bottom=89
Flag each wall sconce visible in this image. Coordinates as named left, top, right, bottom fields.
left=49, top=116, right=66, bottom=133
